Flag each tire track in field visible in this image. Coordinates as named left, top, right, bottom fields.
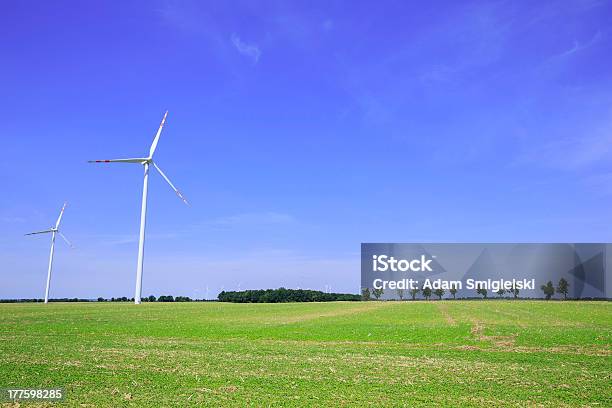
left=436, top=303, right=457, bottom=326
left=487, top=307, right=528, bottom=328
left=470, top=320, right=517, bottom=347
left=276, top=301, right=390, bottom=324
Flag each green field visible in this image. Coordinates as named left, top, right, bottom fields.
left=1, top=301, right=610, bottom=407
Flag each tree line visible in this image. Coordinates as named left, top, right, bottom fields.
left=218, top=288, right=361, bottom=303
left=0, top=296, right=198, bottom=303
left=96, top=295, right=194, bottom=302
left=0, top=279, right=593, bottom=303
left=362, top=278, right=574, bottom=300
left=0, top=298, right=92, bottom=303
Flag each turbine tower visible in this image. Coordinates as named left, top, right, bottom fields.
left=88, top=111, right=188, bottom=304
left=25, top=202, right=73, bottom=303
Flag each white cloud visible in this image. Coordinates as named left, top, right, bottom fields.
left=552, top=30, right=602, bottom=59
left=514, top=119, right=612, bottom=170
left=230, top=34, right=261, bottom=63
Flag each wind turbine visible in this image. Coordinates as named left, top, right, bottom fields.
left=25, top=202, right=73, bottom=304
left=88, top=111, right=188, bottom=304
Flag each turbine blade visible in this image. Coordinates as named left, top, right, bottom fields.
left=25, top=229, right=54, bottom=236
left=152, top=161, right=189, bottom=205
left=58, top=231, right=74, bottom=248
left=88, top=158, right=148, bottom=163
left=55, top=202, right=67, bottom=229
left=149, top=111, right=168, bottom=158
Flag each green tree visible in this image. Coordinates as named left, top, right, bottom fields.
left=158, top=295, right=174, bottom=302
left=409, top=288, right=420, bottom=300
left=175, top=296, right=192, bottom=302
left=541, top=281, right=555, bottom=300
left=396, top=288, right=404, bottom=301
left=148, top=295, right=156, bottom=302
left=422, top=287, right=432, bottom=300
left=449, top=287, right=457, bottom=299
left=361, top=288, right=371, bottom=301
left=556, top=278, right=569, bottom=300
left=434, top=288, right=445, bottom=300
left=496, top=289, right=505, bottom=298
left=372, top=288, right=384, bottom=300
left=476, top=288, right=487, bottom=299
left=97, top=297, right=105, bottom=302
left=509, top=286, right=519, bottom=299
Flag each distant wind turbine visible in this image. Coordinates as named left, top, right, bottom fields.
left=88, top=111, right=188, bottom=304
left=25, top=202, right=73, bottom=304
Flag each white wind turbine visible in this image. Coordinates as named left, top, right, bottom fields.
left=88, top=111, right=188, bottom=304
left=25, top=202, right=73, bottom=304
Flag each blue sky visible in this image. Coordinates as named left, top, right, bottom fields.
left=1, top=0, right=612, bottom=299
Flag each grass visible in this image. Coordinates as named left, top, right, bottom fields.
left=0, top=301, right=610, bottom=407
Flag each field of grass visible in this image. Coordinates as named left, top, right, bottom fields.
left=0, top=301, right=610, bottom=407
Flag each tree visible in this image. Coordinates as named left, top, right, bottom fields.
left=496, top=289, right=505, bottom=298
left=422, top=287, right=432, bottom=300
left=148, top=295, right=156, bottom=302
left=97, top=297, right=105, bottom=302
left=449, top=287, right=457, bottom=299
left=476, top=288, right=487, bottom=299
left=361, top=288, right=371, bottom=301
left=158, top=295, right=175, bottom=302
left=372, top=288, right=384, bottom=300
left=509, top=286, right=519, bottom=299
left=396, top=288, right=404, bottom=301
left=541, top=281, right=555, bottom=300
left=433, top=288, right=445, bottom=300
left=409, top=288, right=420, bottom=300
left=556, top=278, right=569, bottom=300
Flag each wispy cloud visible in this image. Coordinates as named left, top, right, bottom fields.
left=1, top=216, right=26, bottom=223
left=95, top=233, right=180, bottom=246
left=208, top=212, right=296, bottom=227
left=554, top=30, right=602, bottom=59
left=148, top=250, right=359, bottom=295
left=322, top=19, right=333, bottom=31
left=583, top=172, right=612, bottom=197
left=419, top=64, right=456, bottom=84
left=514, top=117, right=612, bottom=170
left=230, top=34, right=261, bottom=63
